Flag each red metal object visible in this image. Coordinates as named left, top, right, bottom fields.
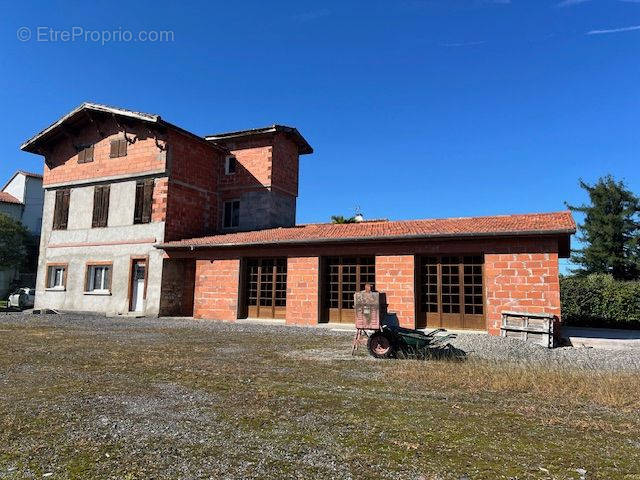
left=352, top=284, right=387, bottom=354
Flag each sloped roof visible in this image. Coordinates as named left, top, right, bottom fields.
left=21, top=102, right=227, bottom=154
left=206, top=125, right=313, bottom=154
left=159, top=211, right=575, bottom=250
left=0, top=192, right=23, bottom=205
left=1, top=170, right=43, bottom=191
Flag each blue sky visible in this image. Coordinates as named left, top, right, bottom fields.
left=1, top=0, right=639, bottom=267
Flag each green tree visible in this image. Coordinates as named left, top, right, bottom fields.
left=330, top=215, right=356, bottom=224
left=0, top=213, right=28, bottom=269
left=566, top=175, right=640, bottom=280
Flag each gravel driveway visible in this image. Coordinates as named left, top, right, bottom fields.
left=1, top=313, right=639, bottom=479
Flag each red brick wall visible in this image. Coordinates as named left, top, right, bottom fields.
left=170, top=236, right=565, bottom=334
left=375, top=255, right=415, bottom=328
left=285, top=257, right=319, bottom=326
left=215, top=134, right=299, bottom=196
left=159, top=259, right=195, bottom=316
left=43, top=122, right=166, bottom=186
left=271, top=133, right=299, bottom=196
left=485, top=252, right=561, bottom=335
left=152, top=177, right=169, bottom=222
left=218, top=141, right=272, bottom=190
left=164, top=130, right=222, bottom=241
left=193, top=259, right=240, bottom=321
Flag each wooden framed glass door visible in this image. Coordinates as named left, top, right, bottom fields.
left=324, top=256, right=375, bottom=323
left=418, top=255, right=485, bottom=330
left=246, top=258, right=287, bottom=319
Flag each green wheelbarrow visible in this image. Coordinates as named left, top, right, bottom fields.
left=367, top=325, right=458, bottom=359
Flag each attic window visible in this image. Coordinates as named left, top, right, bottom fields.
left=110, top=139, right=128, bottom=158
left=225, top=156, right=237, bottom=175
left=77, top=145, right=94, bottom=164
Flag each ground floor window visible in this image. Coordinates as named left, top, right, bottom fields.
left=323, top=256, right=375, bottom=323
left=85, top=264, right=112, bottom=294
left=418, top=255, right=485, bottom=330
left=46, top=264, right=67, bottom=290
left=244, top=258, right=287, bottom=319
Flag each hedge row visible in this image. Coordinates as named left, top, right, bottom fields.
left=560, top=274, right=640, bottom=329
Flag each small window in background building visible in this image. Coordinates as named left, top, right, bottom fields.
left=52, top=189, right=70, bottom=230
left=85, top=264, right=112, bottom=293
left=77, top=145, right=94, bottom=163
left=134, top=179, right=154, bottom=224
left=223, top=200, right=240, bottom=228
left=225, top=156, right=237, bottom=175
left=46, top=265, right=66, bottom=290
left=110, top=138, right=128, bottom=158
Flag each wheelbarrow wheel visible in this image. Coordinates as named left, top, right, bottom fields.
left=367, top=331, right=395, bottom=359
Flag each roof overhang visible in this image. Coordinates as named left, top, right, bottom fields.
left=157, top=229, right=575, bottom=256
left=205, top=124, right=313, bottom=155
left=21, top=102, right=228, bottom=155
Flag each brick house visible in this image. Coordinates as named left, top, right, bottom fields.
left=22, top=103, right=575, bottom=333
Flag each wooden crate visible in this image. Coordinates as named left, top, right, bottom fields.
left=500, top=311, right=560, bottom=348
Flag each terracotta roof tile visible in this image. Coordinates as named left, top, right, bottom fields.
left=159, top=211, right=575, bottom=249
left=0, top=192, right=23, bottom=205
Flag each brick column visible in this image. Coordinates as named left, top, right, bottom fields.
left=484, top=253, right=561, bottom=335
left=285, top=256, right=319, bottom=326
left=375, top=255, right=415, bottom=328
left=193, top=259, right=240, bottom=321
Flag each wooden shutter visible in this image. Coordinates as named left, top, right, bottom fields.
left=92, top=185, right=110, bottom=228
left=84, top=266, right=91, bottom=291
left=105, top=266, right=112, bottom=291
left=78, top=146, right=94, bottom=163
left=54, top=189, right=70, bottom=230
left=110, top=140, right=119, bottom=158
left=53, top=191, right=63, bottom=229
left=134, top=179, right=154, bottom=224
left=60, top=189, right=70, bottom=229
left=110, top=139, right=127, bottom=158
left=142, top=179, right=153, bottom=223
left=134, top=181, right=144, bottom=224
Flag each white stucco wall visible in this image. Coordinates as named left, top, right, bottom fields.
left=35, top=178, right=166, bottom=315
left=3, top=174, right=26, bottom=201
left=2, top=173, right=44, bottom=235
left=22, top=176, right=44, bottom=235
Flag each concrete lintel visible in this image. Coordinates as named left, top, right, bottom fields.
left=43, top=169, right=167, bottom=189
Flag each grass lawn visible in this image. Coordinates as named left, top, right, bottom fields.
left=1, top=316, right=639, bottom=480
left=0, top=300, right=6, bottom=308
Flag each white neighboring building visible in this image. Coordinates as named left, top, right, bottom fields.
left=1, top=171, right=44, bottom=235
left=0, top=171, right=44, bottom=297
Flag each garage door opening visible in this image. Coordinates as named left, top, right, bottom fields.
left=244, top=258, right=287, bottom=319
left=418, top=255, right=485, bottom=330
left=322, top=256, right=375, bottom=323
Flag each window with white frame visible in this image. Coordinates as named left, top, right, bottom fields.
left=224, top=156, right=237, bottom=175
left=223, top=200, right=240, bottom=228
left=85, top=264, right=112, bottom=293
left=46, top=265, right=66, bottom=290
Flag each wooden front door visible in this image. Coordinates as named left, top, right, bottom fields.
left=246, top=258, right=287, bottom=319
left=324, top=256, right=375, bottom=323
left=417, top=255, right=485, bottom=330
